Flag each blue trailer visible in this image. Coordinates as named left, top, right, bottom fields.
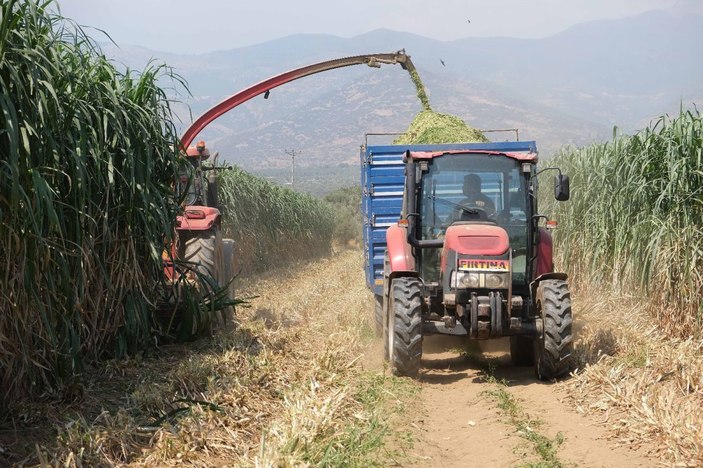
left=360, top=139, right=538, bottom=296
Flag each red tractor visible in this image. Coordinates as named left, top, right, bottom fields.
left=163, top=140, right=235, bottom=328
left=378, top=147, right=572, bottom=379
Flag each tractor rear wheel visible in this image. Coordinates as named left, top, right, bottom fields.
left=373, top=294, right=383, bottom=337
left=510, top=336, right=534, bottom=366
left=388, top=277, right=423, bottom=377
left=184, top=227, right=226, bottom=329
left=534, top=279, right=573, bottom=380
left=184, top=228, right=221, bottom=280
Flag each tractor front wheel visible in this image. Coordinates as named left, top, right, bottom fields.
left=534, top=279, right=573, bottom=380
left=388, top=277, right=423, bottom=377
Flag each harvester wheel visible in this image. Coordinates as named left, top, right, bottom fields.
left=373, top=294, right=383, bottom=337
left=534, top=279, right=573, bottom=380
left=388, top=277, right=423, bottom=377
left=184, top=227, right=226, bottom=329
left=510, top=336, right=534, bottom=366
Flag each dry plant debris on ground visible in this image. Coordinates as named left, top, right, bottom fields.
left=561, top=283, right=703, bottom=466
left=3, top=250, right=700, bottom=466
left=1, top=250, right=415, bottom=467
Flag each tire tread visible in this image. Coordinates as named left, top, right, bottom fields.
left=390, top=277, right=423, bottom=377
left=535, top=279, right=573, bottom=379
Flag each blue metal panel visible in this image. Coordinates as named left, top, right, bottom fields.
left=360, top=140, right=537, bottom=295
left=361, top=145, right=405, bottom=295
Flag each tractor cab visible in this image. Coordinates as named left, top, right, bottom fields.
left=178, top=140, right=218, bottom=208
left=410, top=151, right=532, bottom=290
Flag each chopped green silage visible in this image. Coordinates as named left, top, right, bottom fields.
left=409, top=69, right=432, bottom=112
left=393, top=110, right=489, bottom=144
left=398, top=66, right=488, bottom=144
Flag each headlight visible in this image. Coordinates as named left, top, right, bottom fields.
left=453, top=271, right=480, bottom=289
left=485, top=272, right=509, bottom=289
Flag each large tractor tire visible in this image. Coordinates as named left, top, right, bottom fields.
left=388, top=277, right=423, bottom=377
left=534, top=279, right=573, bottom=380
left=510, top=336, right=535, bottom=366
left=184, top=228, right=222, bottom=280
left=184, top=227, right=226, bottom=329
left=373, top=294, right=383, bottom=337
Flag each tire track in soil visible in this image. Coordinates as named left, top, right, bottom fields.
left=403, top=336, right=658, bottom=467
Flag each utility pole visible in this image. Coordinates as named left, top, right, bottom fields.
left=284, top=148, right=301, bottom=187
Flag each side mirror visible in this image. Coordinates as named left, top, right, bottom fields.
left=554, top=174, right=570, bottom=201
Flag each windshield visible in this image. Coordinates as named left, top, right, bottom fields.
left=418, top=153, right=529, bottom=285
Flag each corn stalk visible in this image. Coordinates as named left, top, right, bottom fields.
left=218, top=166, right=335, bottom=276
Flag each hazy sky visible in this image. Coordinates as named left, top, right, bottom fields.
left=54, top=0, right=677, bottom=54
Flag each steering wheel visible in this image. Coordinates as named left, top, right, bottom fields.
left=183, top=188, right=198, bottom=206
left=453, top=204, right=489, bottom=221
left=180, top=174, right=204, bottom=206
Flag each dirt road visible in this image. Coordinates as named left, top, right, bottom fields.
left=408, top=336, right=656, bottom=467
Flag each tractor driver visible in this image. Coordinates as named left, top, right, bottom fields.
left=452, top=173, right=495, bottom=221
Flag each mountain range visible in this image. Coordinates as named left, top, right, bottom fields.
left=101, top=2, right=703, bottom=189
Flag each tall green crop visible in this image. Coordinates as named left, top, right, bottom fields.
left=218, top=166, right=335, bottom=275
left=324, top=186, right=362, bottom=245
left=545, top=109, right=703, bottom=336
left=0, top=0, right=188, bottom=402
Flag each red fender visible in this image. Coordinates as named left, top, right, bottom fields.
left=536, top=227, right=554, bottom=276
left=176, top=205, right=221, bottom=231
left=386, top=224, right=415, bottom=272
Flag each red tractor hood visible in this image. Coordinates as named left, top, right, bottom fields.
left=443, top=224, right=509, bottom=256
